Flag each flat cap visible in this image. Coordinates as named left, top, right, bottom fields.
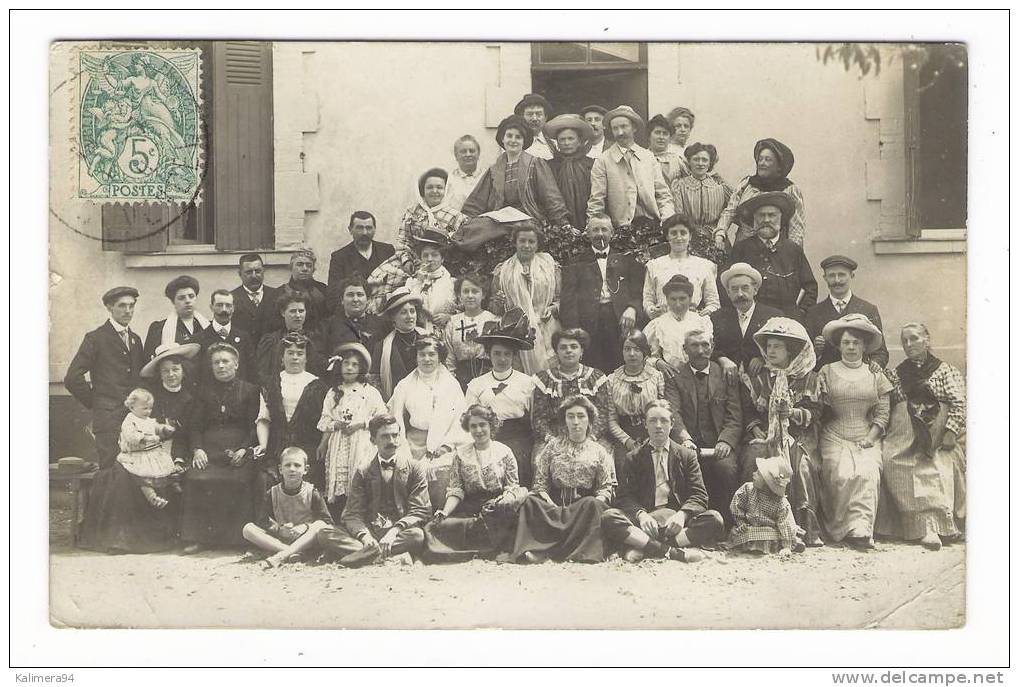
left=819, top=255, right=858, bottom=271
left=102, top=286, right=139, bottom=306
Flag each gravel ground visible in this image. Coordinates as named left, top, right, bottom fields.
left=49, top=487, right=965, bottom=630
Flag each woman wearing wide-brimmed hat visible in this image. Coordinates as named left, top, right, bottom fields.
left=877, top=322, right=966, bottom=551
left=142, top=342, right=202, bottom=466
left=543, top=113, right=596, bottom=228
left=461, top=115, right=570, bottom=229
left=316, top=342, right=388, bottom=519
left=739, top=316, right=824, bottom=546
left=465, top=308, right=538, bottom=486
left=714, top=137, right=806, bottom=246
left=367, top=168, right=468, bottom=315
left=815, top=314, right=893, bottom=549
left=403, top=229, right=458, bottom=329
left=371, top=288, right=428, bottom=401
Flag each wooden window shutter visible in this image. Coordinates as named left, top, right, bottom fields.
left=101, top=203, right=170, bottom=251
left=211, top=41, right=275, bottom=250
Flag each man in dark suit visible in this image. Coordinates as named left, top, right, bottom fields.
left=197, top=289, right=256, bottom=382
left=64, top=286, right=146, bottom=467
left=284, top=246, right=332, bottom=331
left=710, top=262, right=783, bottom=385
left=323, top=277, right=385, bottom=354
left=230, top=253, right=281, bottom=345
left=327, top=210, right=396, bottom=302
left=560, top=215, right=644, bottom=373
left=600, top=401, right=725, bottom=563
left=805, top=254, right=890, bottom=369
left=316, top=414, right=430, bottom=567
left=665, top=329, right=744, bottom=525
left=729, top=192, right=817, bottom=321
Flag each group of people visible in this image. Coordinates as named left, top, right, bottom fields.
left=65, top=92, right=966, bottom=568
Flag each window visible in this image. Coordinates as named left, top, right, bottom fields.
left=903, top=44, right=967, bottom=236
left=531, top=42, right=649, bottom=125
left=101, top=40, right=274, bottom=252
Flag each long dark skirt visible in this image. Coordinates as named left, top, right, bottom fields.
left=180, top=462, right=270, bottom=548
left=511, top=494, right=608, bottom=563
left=497, top=416, right=535, bottom=488
left=423, top=491, right=519, bottom=563
left=78, top=463, right=179, bottom=554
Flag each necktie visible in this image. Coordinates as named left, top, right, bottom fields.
left=250, top=291, right=261, bottom=307
left=766, top=240, right=778, bottom=252
left=593, top=251, right=609, bottom=259
left=835, top=300, right=846, bottom=314
left=120, top=329, right=130, bottom=349
left=695, top=370, right=708, bottom=378
left=216, top=327, right=229, bottom=338
left=379, top=458, right=396, bottom=470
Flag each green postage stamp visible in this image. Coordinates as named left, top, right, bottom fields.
left=75, top=47, right=203, bottom=203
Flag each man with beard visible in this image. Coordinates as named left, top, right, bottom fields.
left=709, top=262, right=783, bottom=386
left=283, top=247, right=332, bottom=330
left=729, top=192, right=816, bottom=321
left=231, top=253, right=281, bottom=345
left=326, top=211, right=395, bottom=299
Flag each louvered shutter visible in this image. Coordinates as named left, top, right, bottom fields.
left=211, top=41, right=275, bottom=250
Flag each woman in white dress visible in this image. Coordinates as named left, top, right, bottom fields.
left=643, top=214, right=720, bottom=319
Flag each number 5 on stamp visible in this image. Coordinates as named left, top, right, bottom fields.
left=74, top=47, right=204, bottom=203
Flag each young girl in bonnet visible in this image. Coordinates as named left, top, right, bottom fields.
left=728, top=455, right=805, bottom=555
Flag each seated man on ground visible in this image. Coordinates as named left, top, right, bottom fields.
left=316, top=414, right=431, bottom=567
left=601, top=400, right=725, bottom=563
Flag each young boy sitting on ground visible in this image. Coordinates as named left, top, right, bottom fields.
left=242, top=446, right=334, bottom=569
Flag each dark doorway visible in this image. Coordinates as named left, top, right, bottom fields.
left=531, top=43, right=649, bottom=141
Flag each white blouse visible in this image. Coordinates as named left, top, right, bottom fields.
left=642, top=253, right=720, bottom=318
left=643, top=310, right=714, bottom=369
left=464, top=370, right=535, bottom=420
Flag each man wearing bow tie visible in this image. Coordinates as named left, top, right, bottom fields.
left=804, top=254, right=889, bottom=370
left=64, top=286, right=146, bottom=467
left=560, top=215, right=645, bottom=373
left=664, top=329, right=743, bottom=525
left=198, top=290, right=255, bottom=382
left=230, top=253, right=281, bottom=345
left=317, top=414, right=431, bottom=566
left=730, top=192, right=816, bottom=322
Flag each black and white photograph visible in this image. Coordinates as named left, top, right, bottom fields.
left=11, top=7, right=1010, bottom=679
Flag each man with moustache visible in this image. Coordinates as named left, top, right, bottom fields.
left=580, top=104, right=608, bottom=159
left=805, top=254, right=889, bottom=369
left=442, top=135, right=483, bottom=211
left=729, top=192, right=817, bottom=321
left=65, top=286, right=147, bottom=467
left=560, top=214, right=644, bottom=373
left=587, top=105, right=675, bottom=234
left=710, top=262, right=783, bottom=386
left=231, top=253, right=281, bottom=345
left=284, top=247, right=332, bottom=330
left=514, top=93, right=555, bottom=161
left=198, top=289, right=255, bottom=381
left=326, top=211, right=396, bottom=299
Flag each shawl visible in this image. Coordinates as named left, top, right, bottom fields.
left=388, top=366, right=470, bottom=453
left=548, top=143, right=594, bottom=227
left=160, top=311, right=210, bottom=347
left=379, top=326, right=427, bottom=400
left=495, top=252, right=558, bottom=373
left=741, top=319, right=816, bottom=465
left=895, top=352, right=945, bottom=440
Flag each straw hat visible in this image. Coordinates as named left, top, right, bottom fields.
left=380, top=288, right=423, bottom=316
left=755, top=455, right=793, bottom=497
left=542, top=114, right=595, bottom=143
left=719, top=262, right=763, bottom=290
left=328, top=342, right=372, bottom=372
left=140, top=342, right=201, bottom=378
left=821, top=313, right=884, bottom=354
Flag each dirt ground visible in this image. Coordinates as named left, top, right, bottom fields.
left=49, top=487, right=964, bottom=630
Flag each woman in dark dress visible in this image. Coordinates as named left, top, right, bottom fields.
left=543, top=114, right=595, bottom=229
left=511, top=395, right=617, bottom=564
left=78, top=342, right=200, bottom=553
left=371, top=288, right=427, bottom=401
left=258, top=332, right=329, bottom=490
left=180, top=342, right=269, bottom=553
